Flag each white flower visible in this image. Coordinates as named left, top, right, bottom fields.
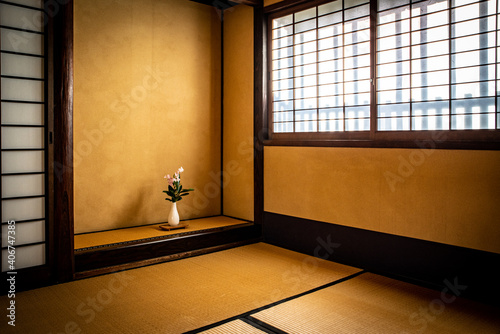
left=178, top=167, right=184, bottom=173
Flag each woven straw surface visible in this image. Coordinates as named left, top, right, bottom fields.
left=253, top=272, right=500, bottom=334
left=0, top=243, right=360, bottom=334
left=74, top=216, right=248, bottom=249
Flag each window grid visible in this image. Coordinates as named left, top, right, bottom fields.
left=1, top=0, right=47, bottom=272
left=496, top=0, right=499, bottom=129
left=268, top=0, right=500, bottom=140
left=271, top=0, right=372, bottom=134
left=378, top=0, right=499, bottom=131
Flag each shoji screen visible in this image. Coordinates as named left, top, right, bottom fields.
left=1, top=0, right=46, bottom=272
left=377, top=0, right=500, bottom=131
left=270, top=0, right=372, bottom=134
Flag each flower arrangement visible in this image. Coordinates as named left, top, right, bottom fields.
left=163, top=167, right=194, bottom=202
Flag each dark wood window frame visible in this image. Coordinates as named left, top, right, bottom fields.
left=262, top=0, right=500, bottom=150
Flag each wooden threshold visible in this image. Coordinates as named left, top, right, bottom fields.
left=74, top=216, right=262, bottom=277
left=74, top=216, right=251, bottom=251
left=74, top=239, right=259, bottom=280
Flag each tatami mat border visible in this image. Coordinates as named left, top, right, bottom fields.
left=243, top=317, right=288, bottom=334
left=184, top=270, right=366, bottom=333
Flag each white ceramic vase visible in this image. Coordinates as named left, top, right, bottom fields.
left=168, top=202, right=180, bottom=226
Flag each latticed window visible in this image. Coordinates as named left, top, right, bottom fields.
left=267, top=0, right=500, bottom=145
left=1, top=0, right=48, bottom=272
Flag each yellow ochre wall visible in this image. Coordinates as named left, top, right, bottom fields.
left=222, top=5, right=254, bottom=221
left=264, top=146, right=500, bottom=254
left=73, top=0, right=222, bottom=233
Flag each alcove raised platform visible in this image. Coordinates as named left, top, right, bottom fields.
left=74, top=216, right=261, bottom=278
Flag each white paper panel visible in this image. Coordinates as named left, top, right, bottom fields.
left=2, top=220, right=45, bottom=247
left=3, top=0, right=43, bottom=8
left=0, top=28, right=44, bottom=55
left=2, top=243, right=45, bottom=272
left=1, top=78, right=44, bottom=102
left=0, top=3, right=44, bottom=32
left=2, top=174, right=44, bottom=198
left=1, top=0, right=47, bottom=272
left=1, top=151, right=44, bottom=174
left=0, top=102, right=44, bottom=125
left=2, top=197, right=44, bottom=222
left=1, top=53, right=44, bottom=78
left=345, top=0, right=369, bottom=9
left=1, top=127, right=44, bottom=149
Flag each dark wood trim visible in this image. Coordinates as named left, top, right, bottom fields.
left=0, top=2, right=3, bottom=277
left=369, top=0, right=377, bottom=140
left=190, top=0, right=263, bottom=9
left=74, top=239, right=259, bottom=280
left=266, top=0, right=332, bottom=15
left=254, top=5, right=266, bottom=225
left=75, top=224, right=261, bottom=273
left=264, top=0, right=315, bottom=13
left=230, top=0, right=262, bottom=6
left=221, top=10, right=224, bottom=214
left=263, top=137, right=500, bottom=150
left=263, top=211, right=500, bottom=307
left=1, top=266, right=52, bottom=295
left=50, top=0, right=75, bottom=283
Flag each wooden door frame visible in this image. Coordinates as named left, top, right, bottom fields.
left=49, top=0, right=75, bottom=284
left=0, top=0, right=74, bottom=293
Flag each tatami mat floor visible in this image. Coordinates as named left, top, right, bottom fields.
left=197, top=272, right=500, bottom=334
left=2, top=242, right=499, bottom=334
left=0, top=243, right=360, bottom=334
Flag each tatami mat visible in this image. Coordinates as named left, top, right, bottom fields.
left=74, top=216, right=249, bottom=249
left=198, top=319, right=267, bottom=334
left=252, top=272, right=500, bottom=334
left=0, top=243, right=360, bottom=334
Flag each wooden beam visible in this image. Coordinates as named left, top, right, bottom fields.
left=254, top=6, right=266, bottom=226
left=229, top=0, right=263, bottom=6
left=51, top=0, right=75, bottom=283
left=190, top=0, right=262, bottom=9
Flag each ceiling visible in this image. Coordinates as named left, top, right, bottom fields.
left=190, top=0, right=263, bottom=10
